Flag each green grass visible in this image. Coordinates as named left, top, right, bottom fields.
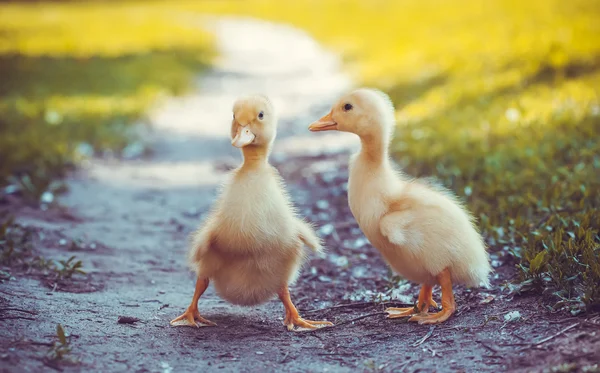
left=183, top=0, right=600, bottom=311
left=0, top=1, right=214, bottom=200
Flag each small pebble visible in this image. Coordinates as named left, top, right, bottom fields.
left=318, top=275, right=332, bottom=283
left=117, top=316, right=140, bottom=324
left=504, top=311, right=521, bottom=322
left=318, top=224, right=334, bottom=236
left=40, top=191, right=54, bottom=204
left=316, top=200, right=330, bottom=210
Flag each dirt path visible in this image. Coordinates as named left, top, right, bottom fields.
left=1, top=18, right=599, bottom=373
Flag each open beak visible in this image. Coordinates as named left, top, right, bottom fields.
left=231, top=126, right=255, bottom=148
left=309, top=112, right=337, bottom=132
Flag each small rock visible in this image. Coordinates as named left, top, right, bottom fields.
left=330, top=255, right=348, bottom=267
left=318, top=224, right=334, bottom=236
left=3, top=184, right=19, bottom=195
left=504, top=311, right=521, bottom=322
left=353, top=237, right=368, bottom=249
left=318, top=275, right=332, bottom=283
left=480, top=295, right=495, bottom=305
left=118, top=316, right=140, bottom=324
left=255, top=351, right=264, bottom=355
left=352, top=267, right=368, bottom=278
left=40, top=191, right=54, bottom=204
left=59, top=239, right=67, bottom=246
left=316, top=200, right=329, bottom=210
left=317, top=212, right=330, bottom=220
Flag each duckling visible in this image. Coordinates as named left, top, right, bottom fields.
left=170, top=94, right=333, bottom=331
left=308, top=88, right=491, bottom=324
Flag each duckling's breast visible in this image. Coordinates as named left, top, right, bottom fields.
left=211, top=243, right=304, bottom=306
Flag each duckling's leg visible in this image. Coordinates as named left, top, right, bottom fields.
left=170, top=277, right=216, bottom=327
left=278, top=286, right=333, bottom=332
left=385, top=284, right=438, bottom=318
left=409, top=268, right=456, bottom=325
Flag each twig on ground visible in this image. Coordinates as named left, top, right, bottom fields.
left=302, top=301, right=412, bottom=314
left=392, top=360, right=411, bottom=372
left=335, top=312, right=387, bottom=327
left=317, top=352, right=355, bottom=356
left=0, top=316, right=37, bottom=321
left=477, top=340, right=499, bottom=353
left=307, top=312, right=387, bottom=333
left=302, top=302, right=374, bottom=313
left=533, top=323, right=579, bottom=346
left=584, top=315, right=600, bottom=327
left=412, top=326, right=436, bottom=347
left=0, top=307, right=38, bottom=315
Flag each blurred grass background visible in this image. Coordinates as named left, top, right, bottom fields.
left=0, top=1, right=213, bottom=201
left=1, top=0, right=599, bottom=310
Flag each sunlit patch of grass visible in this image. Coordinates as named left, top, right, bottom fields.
left=0, top=1, right=214, bottom=199
left=184, top=0, right=600, bottom=311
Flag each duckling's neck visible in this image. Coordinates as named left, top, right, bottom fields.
left=359, top=134, right=391, bottom=167
left=241, top=145, right=270, bottom=169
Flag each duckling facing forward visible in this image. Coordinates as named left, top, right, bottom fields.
left=170, top=95, right=333, bottom=331
left=309, top=88, right=491, bottom=324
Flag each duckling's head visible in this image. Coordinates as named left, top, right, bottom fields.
left=231, top=95, right=277, bottom=149
left=309, top=88, right=396, bottom=141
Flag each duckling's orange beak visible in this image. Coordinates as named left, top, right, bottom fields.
left=231, top=126, right=255, bottom=148
left=309, top=112, right=337, bottom=132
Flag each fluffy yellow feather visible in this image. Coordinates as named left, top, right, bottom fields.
left=171, top=95, right=333, bottom=331
left=309, top=88, right=492, bottom=324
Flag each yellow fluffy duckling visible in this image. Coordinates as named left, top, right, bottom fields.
left=170, top=95, right=333, bottom=331
left=308, top=88, right=491, bottom=324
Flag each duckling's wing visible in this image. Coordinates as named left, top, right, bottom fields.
left=379, top=209, right=421, bottom=252
left=187, top=226, right=215, bottom=266
left=296, top=218, right=323, bottom=253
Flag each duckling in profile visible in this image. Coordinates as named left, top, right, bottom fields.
left=170, top=94, right=333, bottom=331
left=309, top=88, right=491, bottom=324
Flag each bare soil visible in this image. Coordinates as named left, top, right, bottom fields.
left=1, top=18, right=598, bottom=373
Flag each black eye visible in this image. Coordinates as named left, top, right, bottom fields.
left=258, top=111, right=264, bottom=120
left=343, top=103, right=353, bottom=111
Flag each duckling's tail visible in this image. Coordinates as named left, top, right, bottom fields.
left=297, top=219, right=323, bottom=253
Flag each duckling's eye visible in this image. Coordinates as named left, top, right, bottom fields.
left=343, top=103, right=353, bottom=111
left=258, top=111, right=264, bottom=120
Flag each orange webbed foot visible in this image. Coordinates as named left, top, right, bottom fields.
left=170, top=307, right=216, bottom=328
left=279, top=286, right=333, bottom=332
left=409, top=269, right=456, bottom=325
left=386, top=284, right=438, bottom=319
left=284, top=315, right=333, bottom=332
left=408, top=309, right=454, bottom=325
left=170, top=277, right=215, bottom=328
left=385, top=306, right=418, bottom=318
